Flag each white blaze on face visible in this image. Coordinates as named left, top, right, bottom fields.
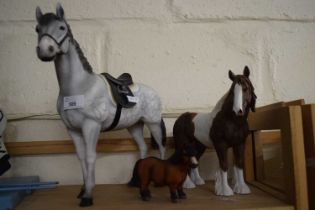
left=233, top=83, right=243, bottom=115
left=191, top=156, right=198, bottom=165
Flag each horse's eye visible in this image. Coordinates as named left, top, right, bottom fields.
left=59, top=26, right=65, bottom=31
left=35, top=26, right=40, bottom=33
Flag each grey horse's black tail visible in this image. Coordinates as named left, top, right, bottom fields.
left=150, top=118, right=166, bottom=149
left=127, top=159, right=141, bottom=187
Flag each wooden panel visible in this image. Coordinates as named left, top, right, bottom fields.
left=284, top=99, right=305, bottom=106
left=279, top=106, right=308, bottom=210
left=4, top=131, right=282, bottom=156
left=244, top=133, right=254, bottom=182
left=260, top=131, right=281, bottom=145
left=5, top=138, right=216, bottom=156
left=247, top=105, right=309, bottom=210
left=301, top=104, right=315, bottom=210
left=256, top=101, right=285, bottom=112
left=248, top=107, right=287, bottom=130
left=254, top=99, right=304, bottom=113
left=5, top=137, right=175, bottom=156
left=253, top=132, right=265, bottom=181
left=250, top=180, right=287, bottom=202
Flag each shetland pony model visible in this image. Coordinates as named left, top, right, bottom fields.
left=173, top=66, right=256, bottom=196
left=129, top=147, right=199, bottom=203
left=35, top=4, right=166, bottom=206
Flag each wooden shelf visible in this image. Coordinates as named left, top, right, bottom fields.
left=15, top=182, right=293, bottom=210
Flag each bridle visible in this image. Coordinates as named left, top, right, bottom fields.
left=39, top=31, right=69, bottom=47
left=38, top=20, right=70, bottom=48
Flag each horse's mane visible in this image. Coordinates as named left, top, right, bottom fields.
left=168, top=145, right=196, bottom=165
left=221, top=84, right=236, bottom=113
left=66, top=22, right=93, bottom=73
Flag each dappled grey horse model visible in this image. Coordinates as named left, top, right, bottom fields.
left=35, top=4, right=166, bottom=207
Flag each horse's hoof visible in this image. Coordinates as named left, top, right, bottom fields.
left=79, top=198, right=93, bottom=207
left=194, top=178, right=205, bottom=185
left=178, top=191, right=186, bottom=199
left=178, top=194, right=186, bottom=199
left=128, top=180, right=139, bottom=187
left=77, top=188, right=85, bottom=199
left=183, top=178, right=196, bottom=189
left=171, top=193, right=178, bottom=203
left=141, top=196, right=151, bottom=201
left=233, top=183, right=251, bottom=194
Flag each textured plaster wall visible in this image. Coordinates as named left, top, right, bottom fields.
left=1, top=0, right=315, bottom=184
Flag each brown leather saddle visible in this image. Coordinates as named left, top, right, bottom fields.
left=101, top=73, right=137, bottom=131
left=102, top=73, right=136, bottom=108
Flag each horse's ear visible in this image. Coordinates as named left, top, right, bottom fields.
left=243, top=66, right=250, bottom=78
left=228, top=70, right=235, bottom=81
left=36, top=6, right=43, bottom=22
left=56, top=3, right=65, bottom=19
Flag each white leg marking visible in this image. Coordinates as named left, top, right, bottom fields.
left=214, top=169, right=234, bottom=196
left=146, top=122, right=165, bottom=159
left=232, top=166, right=251, bottom=194
left=190, top=157, right=199, bottom=165
left=183, top=174, right=196, bottom=189
left=128, top=122, right=147, bottom=159
left=233, top=83, right=243, bottom=114
left=190, top=167, right=205, bottom=185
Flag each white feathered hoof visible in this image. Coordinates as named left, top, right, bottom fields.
left=214, top=169, right=234, bottom=196
left=189, top=168, right=205, bottom=186
left=214, top=183, right=234, bottom=196
left=232, top=166, right=251, bottom=194
left=183, top=175, right=196, bottom=189
left=194, top=177, right=205, bottom=185
left=233, top=183, right=251, bottom=194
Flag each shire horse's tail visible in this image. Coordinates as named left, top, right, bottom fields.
left=150, top=118, right=166, bottom=149
left=128, top=159, right=141, bottom=187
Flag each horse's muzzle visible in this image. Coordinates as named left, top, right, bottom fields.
left=37, top=46, right=55, bottom=62
left=236, top=109, right=245, bottom=117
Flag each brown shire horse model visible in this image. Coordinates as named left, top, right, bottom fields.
left=129, top=146, right=199, bottom=203
left=173, top=66, right=256, bottom=196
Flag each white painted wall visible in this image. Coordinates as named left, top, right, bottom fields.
left=1, top=0, right=315, bottom=184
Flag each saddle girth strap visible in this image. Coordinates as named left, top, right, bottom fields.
left=99, top=72, right=137, bottom=131
left=105, top=104, right=122, bottom=131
